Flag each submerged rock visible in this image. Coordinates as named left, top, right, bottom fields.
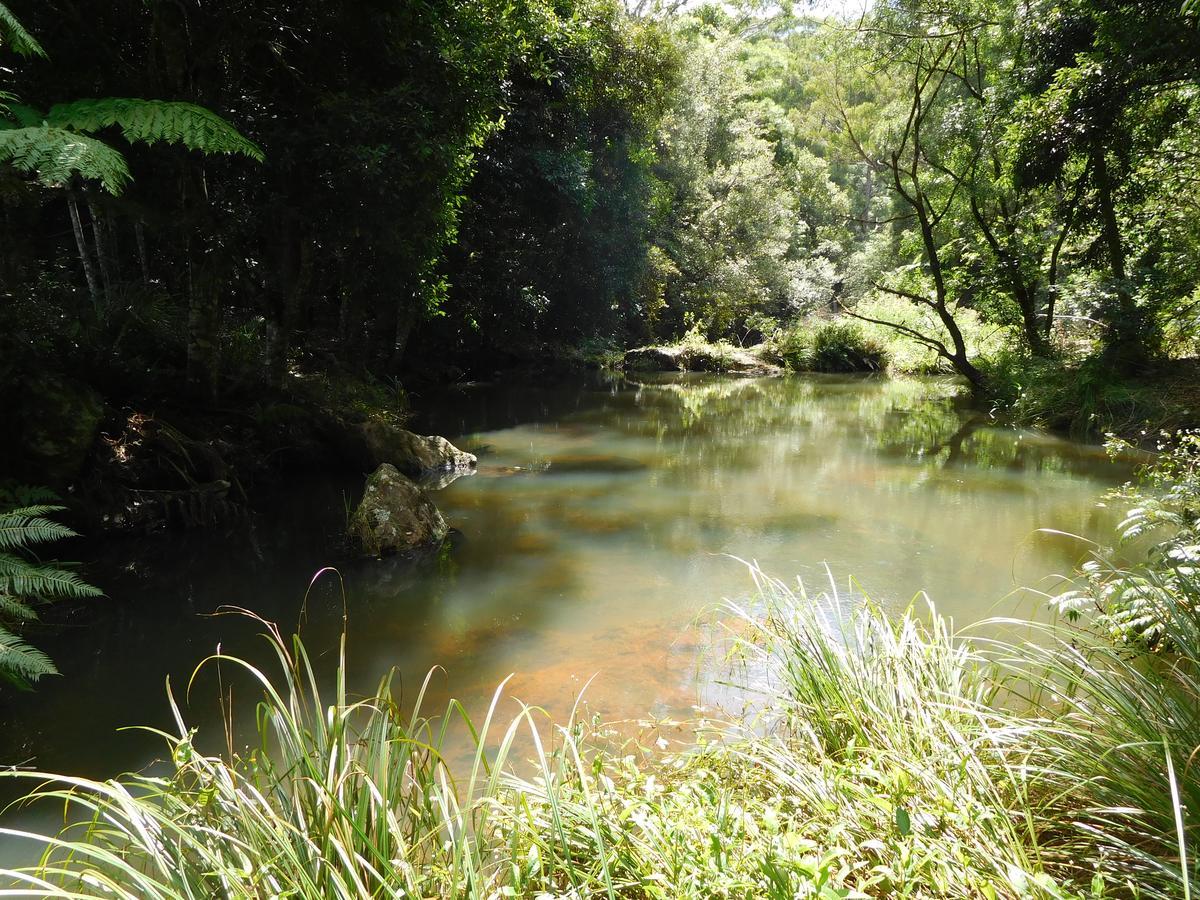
left=349, top=464, right=448, bottom=556
left=350, top=421, right=477, bottom=480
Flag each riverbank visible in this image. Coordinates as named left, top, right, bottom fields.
left=624, top=315, right=1200, bottom=442
left=3, top=549, right=1195, bottom=897
left=3, top=377, right=1195, bottom=897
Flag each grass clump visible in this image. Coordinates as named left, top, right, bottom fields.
left=980, top=351, right=1199, bottom=437
left=2, top=559, right=1199, bottom=896
left=773, top=320, right=888, bottom=373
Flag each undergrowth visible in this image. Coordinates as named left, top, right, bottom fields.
left=1, top=551, right=1197, bottom=896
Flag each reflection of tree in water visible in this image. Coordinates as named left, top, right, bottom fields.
left=627, top=374, right=1127, bottom=481
left=631, top=374, right=966, bottom=449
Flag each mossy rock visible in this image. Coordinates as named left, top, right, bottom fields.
left=349, top=464, right=448, bottom=557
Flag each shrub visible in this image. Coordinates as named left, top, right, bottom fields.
left=809, top=320, right=888, bottom=372
left=1053, top=430, right=1200, bottom=646
left=979, top=351, right=1178, bottom=435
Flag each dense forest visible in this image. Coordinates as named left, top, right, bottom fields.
left=4, top=0, right=1200, bottom=896
left=3, top=0, right=1199, bottom=470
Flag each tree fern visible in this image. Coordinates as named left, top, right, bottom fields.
left=0, top=1, right=44, bottom=58
left=46, top=98, right=264, bottom=162
left=0, top=505, right=79, bottom=549
left=0, top=503, right=101, bottom=689
left=0, top=625, right=57, bottom=684
left=0, top=125, right=132, bottom=193
left=1, top=5, right=261, bottom=193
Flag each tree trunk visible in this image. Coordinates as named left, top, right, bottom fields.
left=67, top=190, right=102, bottom=316
left=1093, top=150, right=1126, bottom=285
left=264, top=230, right=314, bottom=390
left=390, top=300, right=417, bottom=370
left=135, top=220, right=151, bottom=284
left=87, top=196, right=115, bottom=307
left=1093, top=148, right=1153, bottom=369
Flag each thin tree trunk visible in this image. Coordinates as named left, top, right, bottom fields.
left=264, top=232, right=314, bottom=390
left=390, top=300, right=416, bottom=370
left=67, top=190, right=102, bottom=316
left=135, top=220, right=151, bottom=284
left=1093, top=148, right=1151, bottom=368
left=87, top=197, right=114, bottom=307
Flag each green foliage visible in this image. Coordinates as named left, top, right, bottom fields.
left=1054, top=431, right=1200, bottom=645
left=773, top=319, right=888, bottom=372
left=45, top=98, right=265, bottom=162
left=0, top=125, right=131, bottom=193
left=0, top=1, right=43, bottom=57
left=4, top=563, right=1199, bottom=896
left=0, top=99, right=262, bottom=195
left=809, top=321, right=887, bottom=372
left=0, top=499, right=100, bottom=688
left=981, top=351, right=1197, bottom=435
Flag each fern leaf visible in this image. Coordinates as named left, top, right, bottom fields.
left=0, top=506, right=77, bottom=550
left=0, top=592, right=38, bottom=621
left=46, top=98, right=264, bottom=162
left=0, top=125, right=131, bottom=194
left=0, top=485, right=61, bottom=508
left=0, top=2, right=45, bottom=58
left=0, top=563, right=103, bottom=600
left=0, top=624, right=57, bottom=687
left=1, top=103, right=46, bottom=128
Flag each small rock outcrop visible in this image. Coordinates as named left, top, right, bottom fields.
left=624, top=346, right=684, bottom=372
left=350, top=421, right=477, bottom=479
left=349, top=464, right=448, bottom=556
left=623, top=344, right=783, bottom=377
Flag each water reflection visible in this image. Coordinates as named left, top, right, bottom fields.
left=0, top=374, right=1129, bottom=837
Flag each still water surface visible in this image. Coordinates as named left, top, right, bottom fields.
left=0, top=373, right=1130, bottom=840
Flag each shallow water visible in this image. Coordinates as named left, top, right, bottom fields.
left=0, top=373, right=1130, bottom=857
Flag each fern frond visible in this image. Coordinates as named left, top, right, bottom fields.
left=0, top=506, right=77, bottom=550
left=0, top=592, right=38, bottom=621
left=0, top=2, right=45, bottom=58
left=0, top=125, right=131, bottom=194
left=46, top=98, right=264, bottom=162
left=0, top=624, right=57, bottom=686
left=0, top=485, right=60, bottom=508
left=0, top=563, right=102, bottom=600
left=2, top=103, right=46, bottom=128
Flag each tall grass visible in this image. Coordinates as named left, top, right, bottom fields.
left=1, top=566, right=1197, bottom=897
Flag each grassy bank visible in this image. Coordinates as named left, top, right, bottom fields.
left=3, top=442, right=1197, bottom=898
left=1, top=581, right=1194, bottom=897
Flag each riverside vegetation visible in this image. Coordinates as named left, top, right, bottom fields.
left=4, top=0, right=1200, bottom=895
left=2, top=437, right=1199, bottom=897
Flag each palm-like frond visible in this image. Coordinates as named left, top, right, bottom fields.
left=0, top=125, right=131, bottom=193
left=0, top=506, right=78, bottom=550
left=0, top=504, right=98, bottom=687
left=0, top=560, right=102, bottom=600
left=47, top=98, right=265, bottom=162
left=0, top=1, right=45, bottom=58
left=0, top=624, right=57, bottom=687
left=0, top=592, right=37, bottom=621
left=2, top=102, right=45, bottom=128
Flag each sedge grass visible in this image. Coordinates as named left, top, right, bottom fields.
left=0, top=567, right=1196, bottom=898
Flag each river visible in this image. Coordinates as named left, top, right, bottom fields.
left=0, top=372, right=1130, bottom=855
